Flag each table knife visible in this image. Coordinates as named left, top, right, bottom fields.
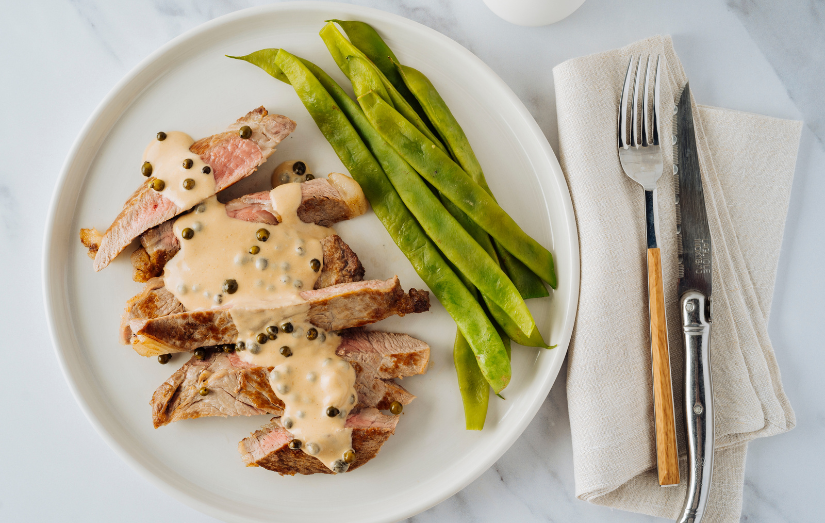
left=675, top=84, right=714, bottom=523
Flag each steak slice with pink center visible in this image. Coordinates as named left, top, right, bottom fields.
left=126, top=178, right=364, bottom=283
left=120, top=234, right=363, bottom=342
left=238, top=408, right=399, bottom=475
left=151, top=331, right=429, bottom=428
left=129, top=277, right=430, bottom=357
left=84, top=107, right=296, bottom=271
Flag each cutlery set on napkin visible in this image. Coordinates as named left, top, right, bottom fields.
left=553, top=36, right=799, bottom=522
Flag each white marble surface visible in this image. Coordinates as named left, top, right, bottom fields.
left=1, top=0, right=822, bottom=521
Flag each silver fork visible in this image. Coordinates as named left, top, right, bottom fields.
left=618, top=55, right=680, bottom=487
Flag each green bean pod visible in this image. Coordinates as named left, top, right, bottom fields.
left=325, top=21, right=550, bottom=298
left=328, top=19, right=432, bottom=126
left=344, top=55, right=394, bottom=107
left=241, top=49, right=511, bottom=393
left=327, top=53, right=539, bottom=338
left=454, top=329, right=489, bottom=430
left=340, top=64, right=537, bottom=337
left=359, top=91, right=558, bottom=289
left=440, top=193, right=549, bottom=347
left=318, top=22, right=449, bottom=156
left=396, top=63, right=551, bottom=298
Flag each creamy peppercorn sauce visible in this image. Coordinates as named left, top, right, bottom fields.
left=162, top=159, right=358, bottom=473
left=142, top=132, right=216, bottom=210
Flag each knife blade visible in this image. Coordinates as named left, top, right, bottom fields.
left=676, top=85, right=713, bottom=299
left=675, top=84, right=714, bottom=523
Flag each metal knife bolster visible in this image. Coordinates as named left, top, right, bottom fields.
left=677, top=290, right=714, bottom=523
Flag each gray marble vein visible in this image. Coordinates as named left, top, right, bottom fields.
left=1, top=0, right=822, bottom=522
left=728, top=0, right=825, bottom=145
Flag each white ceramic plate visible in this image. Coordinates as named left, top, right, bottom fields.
left=43, top=3, right=579, bottom=522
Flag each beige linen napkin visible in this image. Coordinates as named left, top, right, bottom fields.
left=553, top=35, right=799, bottom=521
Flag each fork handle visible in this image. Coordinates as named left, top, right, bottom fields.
left=647, top=247, right=680, bottom=485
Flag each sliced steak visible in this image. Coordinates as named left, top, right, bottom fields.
left=238, top=408, right=399, bottom=475
left=224, top=192, right=278, bottom=224
left=88, top=107, right=296, bottom=271
left=151, top=331, right=429, bottom=427
left=121, top=234, right=364, bottom=342
left=338, top=330, right=430, bottom=379
left=314, top=235, right=364, bottom=289
left=305, top=277, right=430, bottom=331
left=79, top=228, right=103, bottom=260
left=151, top=352, right=283, bottom=428
left=130, top=277, right=430, bottom=357
left=119, top=277, right=186, bottom=344
left=130, top=221, right=178, bottom=282
left=129, top=179, right=365, bottom=282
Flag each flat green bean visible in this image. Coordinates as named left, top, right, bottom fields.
left=454, top=330, right=489, bottom=430
left=359, top=91, right=558, bottom=289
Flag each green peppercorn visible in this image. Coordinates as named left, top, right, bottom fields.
left=223, top=279, right=238, bottom=294
left=256, top=333, right=268, bottom=345
left=156, top=131, right=167, bottom=141
left=235, top=341, right=246, bottom=352
left=141, top=161, right=153, bottom=177
left=279, top=346, right=292, bottom=357
left=223, top=344, right=234, bottom=353
left=280, top=322, right=293, bottom=333
left=389, top=401, right=403, bottom=415
left=343, top=450, right=355, bottom=464
left=306, top=328, right=318, bottom=341
left=158, top=354, right=171, bottom=364
left=326, top=406, right=340, bottom=418
left=293, top=161, right=306, bottom=175
left=194, top=348, right=206, bottom=360
left=256, top=228, right=270, bottom=242
left=305, top=173, right=315, bottom=181
left=151, top=178, right=165, bottom=192
left=202, top=166, right=211, bottom=174
left=182, top=178, right=195, bottom=190
left=249, top=245, right=260, bottom=255
left=310, top=259, right=321, bottom=272
left=198, top=387, right=209, bottom=396
left=239, top=125, right=252, bottom=139
left=288, top=439, right=302, bottom=450
left=181, top=228, right=194, bottom=240
left=266, top=325, right=278, bottom=336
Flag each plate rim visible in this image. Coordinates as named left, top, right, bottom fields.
left=42, top=2, right=580, bottom=522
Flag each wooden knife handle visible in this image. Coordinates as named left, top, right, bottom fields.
left=648, top=248, right=680, bottom=486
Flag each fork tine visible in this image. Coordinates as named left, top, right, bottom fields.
left=631, top=55, right=645, bottom=147
left=652, top=55, right=662, bottom=146
left=618, top=56, right=635, bottom=149
left=642, top=55, right=653, bottom=147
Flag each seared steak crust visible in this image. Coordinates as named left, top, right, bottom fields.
left=131, top=277, right=430, bottom=356
left=238, top=409, right=399, bottom=475
left=89, top=107, right=296, bottom=271
left=119, top=277, right=186, bottom=344
left=296, top=179, right=352, bottom=227
left=151, top=353, right=284, bottom=428
left=130, top=221, right=178, bottom=282
left=315, top=235, right=365, bottom=289
left=133, top=309, right=238, bottom=355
